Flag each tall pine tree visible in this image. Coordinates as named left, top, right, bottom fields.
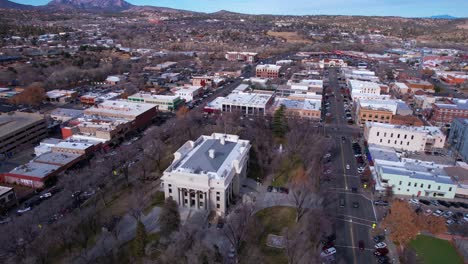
left=272, top=104, right=287, bottom=138
left=133, top=220, right=147, bottom=258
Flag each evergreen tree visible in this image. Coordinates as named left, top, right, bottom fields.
left=272, top=104, right=287, bottom=138
left=133, top=220, right=147, bottom=258
left=158, top=197, right=180, bottom=237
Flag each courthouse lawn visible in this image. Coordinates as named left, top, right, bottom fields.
left=409, top=235, right=463, bottom=264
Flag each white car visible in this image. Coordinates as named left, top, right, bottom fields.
left=17, top=207, right=32, bottom=215
left=375, top=242, right=387, bottom=249
left=346, top=164, right=350, bottom=170
left=433, top=209, right=443, bottom=217
left=39, top=192, right=52, bottom=199
left=446, top=219, right=455, bottom=226
left=464, top=214, right=468, bottom=222
left=443, top=211, right=453, bottom=219
left=424, top=209, right=433, bottom=216
left=409, top=198, right=419, bottom=205
left=320, top=247, right=337, bottom=257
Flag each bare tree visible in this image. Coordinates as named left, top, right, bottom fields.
left=223, top=203, right=254, bottom=262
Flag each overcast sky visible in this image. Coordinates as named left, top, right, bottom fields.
left=13, top=0, right=468, bottom=17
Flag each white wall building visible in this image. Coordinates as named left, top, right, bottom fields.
left=364, top=122, right=446, bottom=152
left=348, top=80, right=382, bottom=101
left=161, top=133, right=251, bottom=216
left=174, top=85, right=202, bottom=102
left=369, top=145, right=457, bottom=199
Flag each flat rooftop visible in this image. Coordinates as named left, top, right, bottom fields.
left=222, top=92, right=273, bottom=108
left=34, top=152, right=82, bottom=166
left=50, top=108, right=83, bottom=118
left=0, top=186, right=13, bottom=196
left=54, top=141, right=94, bottom=150
left=380, top=164, right=454, bottom=185
left=9, top=162, right=61, bottom=179
left=0, top=112, right=45, bottom=139
left=349, top=79, right=381, bottom=91
left=274, top=98, right=321, bottom=111
left=359, top=99, right=399, bottom=113
left=366, top=122, right=443, bottom=136
left=84, top=100, right=156, bottom=117
left=169, top=133, right=250, bottom=179
left=369, top=144, right=400, bottom=162
left=128, top=93, right=180, bottom=101
left=256, top=64, right=281, bottom=71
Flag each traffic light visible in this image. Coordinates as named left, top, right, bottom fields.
left=372, top=223, right=376, bottom=229
left=363, top=184, right=367, bottom=189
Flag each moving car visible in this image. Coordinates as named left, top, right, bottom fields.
left=358, top=240, right=365, bottom=250
left=17, top=207, right=32, bottom=215
left=374, top=200, right=389, bottom=206
left=346, top=164, right=350, bottom=170
left=39, top=192, right=52, bottom=199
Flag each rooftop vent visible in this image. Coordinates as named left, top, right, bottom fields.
left=208, top=149, right=215, bottom=159
left=220, top=137, right=225, bottom=145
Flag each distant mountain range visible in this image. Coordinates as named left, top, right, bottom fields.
left=0, top=0, right=33, bottom=10
left=428, top=15, right=458, bottom=19
left=0, top=0, right=465, bottom=18
left=46, top=0, right=133, bottom=12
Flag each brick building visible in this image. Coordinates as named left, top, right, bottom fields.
left=256, top=64, right=281, bottom=78
left=430, top=99, right=468, bottom=127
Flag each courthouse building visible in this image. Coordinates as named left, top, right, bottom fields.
left=161, top=133, right=250, bottom=216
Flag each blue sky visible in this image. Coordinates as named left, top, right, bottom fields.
left=12, top=0, right=468, bottom=17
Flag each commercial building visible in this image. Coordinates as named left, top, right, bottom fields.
left=49, top=108, right=83, bottom=123
left=405, top=79, right=435, bottom=93
left=45, top=90, right=78, bottom=104
left=348, top=80, right=382, bottom=101
left=128, top=93, right=184, bottom=111
left=220, top=92, right=274, bottom=116
left=369, top=145, right=457, bottom=198
left=225, top=52, right=258, bottom=63
left=162, top=133, right=251, bottom=216
left=430, top=99, right=468, bottom=127
left=173, top=86, right=202, bottom=102
left=448, top=118, right=468, bottom=161
left=2, top=162, right=61, bottom=188
left=0, top=186, right=17, bottom=210
left=80, top=92, right=122, bottom=105
left=392, top=82, right=409, bottom=94
left=191, top=75, right=225, bottom=88
left=364, top=122, right=445, bottom=152
left=444, top=166, right=468, bottom=198
left=34, top=138, right=62, bottom=156
left=256, top=64, right=281, bottom=78
left=356, top=99, right=399, bottom=125
left=321, top=59, right=347, bottom=68
left=390, top=115, right=424, bottom=127
left=270, top=98, right=321, bottom=120
left=0, top=112, right=47, bottom=157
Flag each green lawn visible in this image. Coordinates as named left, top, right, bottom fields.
left=254, top=206, right=296, bottom=264
left=410, top=235, right=463, bottom=264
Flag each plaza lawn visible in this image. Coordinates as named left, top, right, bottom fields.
left=409, top=235, right=463, bottom=264
left=254, top=206, right=296, bottom=264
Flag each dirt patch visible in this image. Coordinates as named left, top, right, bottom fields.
left=266, top=31, right=312, bottom=44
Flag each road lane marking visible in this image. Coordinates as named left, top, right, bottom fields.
left=336, top=214, right=376, bottom=223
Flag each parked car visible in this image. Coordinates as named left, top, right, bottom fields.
left=375, top=242, right=387, bottom=249
left=424, top=209, right=433, bottom=216
left=373, top=235, right=385, bottom=243
left=352, top=202, right=359, bottom=208
left=443, top=211, right=453, bottom=218
left=0, top=217, right=12, bottom=225
left=278, top=187, right=289, bottom=194
left=374, top=248, right=389, bottom=256
left=430, top=200, right=440, bottom=206
left=17, top=207, right=32, bottom=215
left=438, top=200, right=451, bottom=208
left=39, top=192, right=52, bottom=200
left=377, top=255, right=390, bottom=264
left=446, top=219, right=455, bottom=226
left=409, top=198, right=419, bottom=205
left=419, top=199, right=430, bottom=205
left=267, top=186, right=273, bottom=192
left=433, top=209, right=444, bottom=217
left=320, top=247, right=337, bottom=257
left=346, top=164, right=350, bottom=170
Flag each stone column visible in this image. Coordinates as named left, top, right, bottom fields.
left=178, top=188, right=181, bottom=206
left=204, top=192, right=208, bottom=211
left=195, top=190, right=200, bottom=209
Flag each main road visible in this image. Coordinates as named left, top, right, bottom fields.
left=323, top=68, right=378, bottom=264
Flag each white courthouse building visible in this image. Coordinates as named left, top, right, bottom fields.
left=364, top=122, right=446, bottom=152
left=161, top=133, right=251, bottom=216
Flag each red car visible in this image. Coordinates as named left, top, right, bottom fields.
left=358, top=240, right=365, bottom=250
left=374, top=248, right=389, bottom=256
